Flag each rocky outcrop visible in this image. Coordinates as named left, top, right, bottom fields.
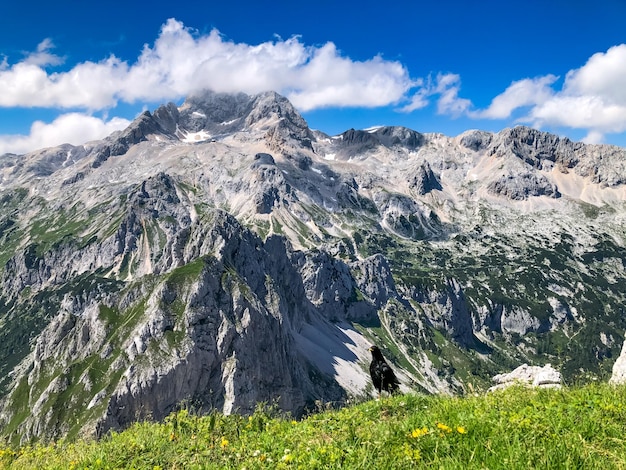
left=333, top=126, right=423, bottom=159
left=152, top=102, right=181, bottom=135
left=409, top=161, right=442, bottom=196
left=487, top=172, right=560, bottom=200
left=92, top=111, right=177, bottom=168
left=372, top=126, right=424, bottom=150
left=489, top=126, right=581, bottom=170
left=248, top=159, right=297, bottom=214
left=249, top=92, right=314, bottom=151
left=489, top=364, right=562, bottom=391
left=489, top=126, right=626, bottom=186
left=178, top=90, right=252, bottom=133
left=459, top=130, right=492, bottom=151
left=351, top=254, right=397, bottom=310
left=175, top=90, right=314, bottom=151
left=376, top=192, right=440, bottom=240
left=475, top=303, right=545, bottom=336
left=609, top=340, right=626, bottom=385
left=406, top=278, right=475, bottom=346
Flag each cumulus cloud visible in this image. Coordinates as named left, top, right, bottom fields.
left=0, top=113, right=130, bottom=155
left=527, top=44, right=626, bottom=141
left=582, top=130, right=605, bottom=145
left=471, top=75, right=558, bottom=119
left=0, top=19, right=417, bottom=112
left=397, top=87, right=430, bottom=112
left=528, top=95, right=626, bottom=132
left=472, top=44, right=626, bottom=143
left=563, top=44, right=626, bottom=104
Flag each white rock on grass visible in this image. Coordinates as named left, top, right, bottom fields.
left=609, top=340, right=626, bottom=385
left=489, top=363, right=562, bottom=391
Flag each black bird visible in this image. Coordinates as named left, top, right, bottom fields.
left=368, top=345, right=400, bottom=396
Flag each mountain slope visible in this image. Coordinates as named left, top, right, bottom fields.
left=1, top=90, right=625, bottom=443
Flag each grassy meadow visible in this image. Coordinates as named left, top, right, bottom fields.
left=2, top=383, right=626, bottom=469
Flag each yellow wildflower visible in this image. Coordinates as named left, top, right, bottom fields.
left=436, top=422, right=452, bottom=433
left=456, top=426, right=467, bottom=434
left=410, top=427, right=429, bottom=438
left=220, top=437, right=229, bottom=449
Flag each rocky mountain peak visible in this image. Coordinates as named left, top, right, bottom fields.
left=458, top=129, right=493, bottom=151
left=155, top=89, right=315, bottom=151
left=485, top=125, right=626, bottom=187
left=489, top=125, right=583, bottom=170
left=177, top=90, right=252, bottom=132
left=248, top=91, right=314, bottom=151
left=372, top=126, right=424, bottom=149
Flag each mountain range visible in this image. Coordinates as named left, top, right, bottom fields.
left=0, top=90, right=625, bottom=444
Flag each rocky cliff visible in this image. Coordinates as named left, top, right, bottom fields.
left=1, top=90, right=625, bottom=444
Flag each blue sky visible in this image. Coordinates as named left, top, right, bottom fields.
left=1, top=0, right=626, bottom=154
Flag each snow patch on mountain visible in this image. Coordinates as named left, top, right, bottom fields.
left=181, top=130, right=212, bottom=143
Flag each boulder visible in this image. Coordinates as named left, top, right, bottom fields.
left=609, top=340, right=626, bottom=385
left=489, top=363, right=562, bottom=391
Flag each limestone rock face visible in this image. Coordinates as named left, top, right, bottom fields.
left=488, top=125, right=626, bottom=186
left=487, top=172, right=560, bottom=200
left=406, top=278, right=475, bottom=346
left=409, top=161, right=442, bottom=196
left=0, top=213, right=367, bottom=442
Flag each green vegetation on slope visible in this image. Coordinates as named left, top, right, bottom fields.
left=2, top=384, right=626, bottom=469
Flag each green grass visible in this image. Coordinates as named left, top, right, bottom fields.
left=3, top=383, right=626, bottom=469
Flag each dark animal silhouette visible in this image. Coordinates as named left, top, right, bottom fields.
left=368, top=345, right=400, bottom=396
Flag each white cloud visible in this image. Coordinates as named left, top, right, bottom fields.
left=563, top=44, right=626, bottom=104
left=285, top=44, right=414, bottom=110
left=0, top=113, right=130, bottom=155
left=23, top=38, right=65, bottom=67
left=0, top=19, right=417, bottom=112
left=528, top=95, right=626, bottom=132
left=472, top=44, right=626, bottom=143
left=471, top=75, right=558, bottom=119
left=582, top=130, right=605, bottom=145
left=397, top=86, right=429, bottom=112
left=397, top=73, right=470, bottom=116
left=525, top=45, right=626, bottom=141
left=434, top=73, right=471, bottom=117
